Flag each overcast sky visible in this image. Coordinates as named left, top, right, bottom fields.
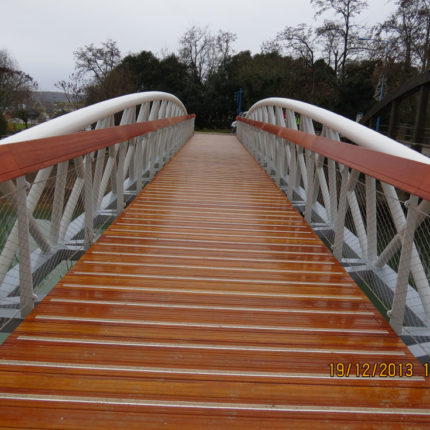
left=2, top=0, right=396, bottom=91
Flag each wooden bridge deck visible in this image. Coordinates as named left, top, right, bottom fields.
left=0, top=133, right=429, bottom=428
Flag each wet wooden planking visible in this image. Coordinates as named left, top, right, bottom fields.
left=0, top=133, right=429, bottom=429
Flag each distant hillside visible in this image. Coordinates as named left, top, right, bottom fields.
left=32, top=91, right=68, bottom=104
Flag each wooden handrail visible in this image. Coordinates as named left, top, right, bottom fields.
left=238, top=117, right=430, bottom=202
left=0, top=115, right=195, bottom=183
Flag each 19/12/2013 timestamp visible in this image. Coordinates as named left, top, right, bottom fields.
left=329, top=362, right=430, bottom=378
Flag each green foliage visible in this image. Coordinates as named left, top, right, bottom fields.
left=113, top=46, right=377, bottom=126
left=334, top=60, right=377, bottom=117
left=0, top=114, right=7, bottom=136
left=121, top=51, right=160, bottom=91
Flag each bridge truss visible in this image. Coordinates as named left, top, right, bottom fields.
left=0, top=92, right=194, bottom=325
left=238, top=97, right=430, bottom=359
left=0, top=92, right=429, bottom=361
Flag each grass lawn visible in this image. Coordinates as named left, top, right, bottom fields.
left=195, top=128, right=232, bottom=134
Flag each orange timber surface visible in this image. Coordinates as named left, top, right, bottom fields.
left=0, top=133, right=429, bottom=428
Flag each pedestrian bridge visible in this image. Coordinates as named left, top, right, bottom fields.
left=0, top=92, right=429, bottom=428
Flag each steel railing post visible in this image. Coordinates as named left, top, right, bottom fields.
left=346, top=171, right=368, bottom=259
left=304, top=150, right=316, bottom=223
left=59, top=158, right=84, bottom=241
left=116, top=142, right=127, bottom=216
left=366, top=176, right=377, bottom=263
left=389, top=195, right=420, bottom=333
left=16, top=176, right=34, bottom=318
left=333, top=165, right=349, bottom=260
left=50, top=161, right=69, bottom=245
left=84, top=154, right=94, bottom=250
left=287, top=144, right=297, bottom=202
left=0, top=167, right=53, bottom=285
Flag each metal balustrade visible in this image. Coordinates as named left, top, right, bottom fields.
left=237, top=98, right=430, bottom=359
left=1, top=90, right=429, bottom=361
left=0, top=92, right=194, bottom=326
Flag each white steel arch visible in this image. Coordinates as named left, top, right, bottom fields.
left=0, top=91, right=187, bottom=144
left=246, top=97, right=430, bottom=164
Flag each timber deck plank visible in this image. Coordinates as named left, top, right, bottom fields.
left=0, top=133, right=429, bottom=428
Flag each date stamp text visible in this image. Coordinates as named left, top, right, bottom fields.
left=329, top=362, right=429, bottom=378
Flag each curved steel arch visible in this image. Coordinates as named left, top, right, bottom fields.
left=246, top=97, right=430, bottom=164
left=0, top=91, right=187, bottom=144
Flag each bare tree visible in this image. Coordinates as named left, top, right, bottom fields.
left=260, top=39, right=282, bottom=54
left=316, top=21, right=344, bottom=75
left=179, top=26, right=213, bottom=81
left=275, top=24, right=317, bottom=67
left=377, top=0, right=430, bottom=73
left=73, top=39, right=121, bottom=85
left=179, top=26, right=237, bottom=82
left=312, top=0, right=368, bottom=78
left=215, top=30, right=237, bottom=65
left=0, top=49, right=37, bottom=110
left=57, top=40, right=125, bottom=105
left=55, top=72, right=84, bottom=108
